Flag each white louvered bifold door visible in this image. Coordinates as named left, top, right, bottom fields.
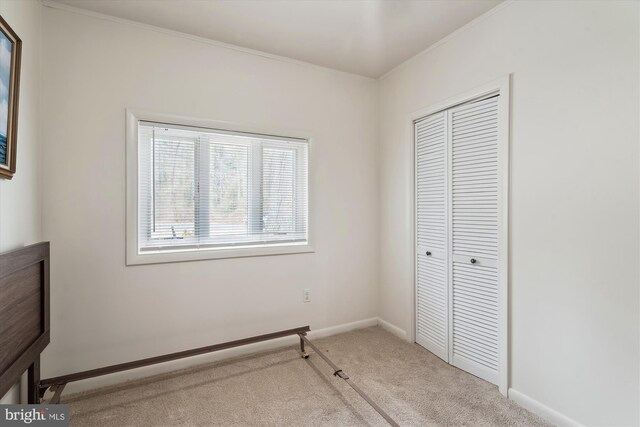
left=449, top=96, right=500, bottom=384
left=415, top=112, right=449, bottom=361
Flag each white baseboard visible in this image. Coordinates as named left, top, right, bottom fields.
left=308, top=317, right=378, bottom=339
left=508, top=388, right=583, bottom=427
left=377, top=317, right=408, bottom=340
left=58, top=318, right=379, bottom=397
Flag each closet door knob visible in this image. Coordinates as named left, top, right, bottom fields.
left=426, top=251, right=432, bottom=256
left=470, top=258, right=477, bottom=264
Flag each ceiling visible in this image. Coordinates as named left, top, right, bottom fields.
left=50, top=0, right=502, bottom=78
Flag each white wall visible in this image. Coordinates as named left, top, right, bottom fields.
left=378, top=1, right=639, bottom=425
left=40, top=5, right=379, bottom=393
left=0, top=0, right=42, bottom=404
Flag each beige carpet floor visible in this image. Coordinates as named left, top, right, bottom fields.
left=62, top=327, right=549, bottom=426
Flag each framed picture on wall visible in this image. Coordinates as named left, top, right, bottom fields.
left=0, top=15, right=21, bottom=180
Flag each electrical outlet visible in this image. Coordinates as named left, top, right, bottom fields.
left=303, top=288, right=311, bottom=303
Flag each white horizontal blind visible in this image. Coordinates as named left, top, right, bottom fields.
left=415, top=112, right=449, bottom=361
left=138, top=122, right=308, bottom=254
left=262, top=144, right=307, bottom=242
left=450, top=95, right=499, bottom=384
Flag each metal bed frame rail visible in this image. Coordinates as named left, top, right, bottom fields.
left=38, top=326, right=399, bottom=426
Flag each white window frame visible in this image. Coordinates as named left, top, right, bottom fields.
left=126, top=109, right=314, bottom=265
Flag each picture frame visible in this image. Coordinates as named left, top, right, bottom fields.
left=0, top=15, right=21, bottom=180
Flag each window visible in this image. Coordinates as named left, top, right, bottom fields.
left=127, top=112, right=311, bottom=265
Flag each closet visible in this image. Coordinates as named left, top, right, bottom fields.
left=415, top=93, right=505, bottom=386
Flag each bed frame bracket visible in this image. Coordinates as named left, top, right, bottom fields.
left=35, top=326, right=398, bottom=427
left=333, top=369, right=349, bottom=380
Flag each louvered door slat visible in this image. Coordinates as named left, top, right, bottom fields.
left=450, top=95, right=500, bottom=385
left=415, top=112, right=448, bottom=362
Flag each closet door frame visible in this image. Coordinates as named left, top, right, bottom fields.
left=410, top=75, right=511, bottom=396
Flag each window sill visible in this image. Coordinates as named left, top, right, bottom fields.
left=126, top=243, right=314, bottom=266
